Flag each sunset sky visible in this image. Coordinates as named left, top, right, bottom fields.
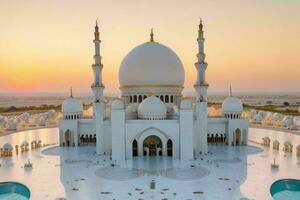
left=0, top=0, right=299, bottom=95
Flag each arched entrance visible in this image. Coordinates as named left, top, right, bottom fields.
left=65, top=130, right=71, bottom=147
left=132, top=139, right=138, bottom=157
left=167, top=139, right=173, bottom=156
left=235, top=128, right=241, bottom=145
left=143, top=135, right=162, bottom=156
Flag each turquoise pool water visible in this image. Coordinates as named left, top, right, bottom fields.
left=0, top=182, right=30, bottom=200
left=270, top=179, right=300, bottom=200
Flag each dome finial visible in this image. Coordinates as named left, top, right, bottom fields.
left=70, top=87, right=73, bottom=98
left=150, top=28, right=154, bottom=42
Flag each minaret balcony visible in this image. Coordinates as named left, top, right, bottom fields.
left=93, top=39, right=101, bottom=43
left=92, top=64, right=103, bottom=69
left=91, top=83, right=104, bottom=88
left=194, top=82, right=209, bottom=87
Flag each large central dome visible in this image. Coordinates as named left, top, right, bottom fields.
left=119, top=42, right=185, bottom=87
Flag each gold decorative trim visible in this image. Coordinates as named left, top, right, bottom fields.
left=120, top=84, right=183, bottom=89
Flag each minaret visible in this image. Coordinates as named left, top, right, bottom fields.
left=194, top=19, right=208, bottom=155
left=91, top=19, right=104, bottom=103
left=91, top=20, right=105, bottom=155
left=70, top=87, right=73, bottom=97
left=194, top=18, right=209, bottom=102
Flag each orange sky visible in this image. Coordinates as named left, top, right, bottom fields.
left=0, top=0, right=299, bottom=95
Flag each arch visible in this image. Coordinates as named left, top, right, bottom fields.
left=129, top=96, right=132, bottom=103
left=235, top=128, right=241, bottom=145
left=132, top=139, right=138, bottom=157
left=143, top=95, right=147, bottom=100
left=211, top=134, right=215, bottom=143
left=93, top=134, right=96, bottom=143
left=64, top=130, right=71, bottom=147
left=220, top=134, right=224, bottom=143
left=143, top=135, right=162, bottom=156
left=133, top=95, right=137, bottom=103
left=167, top=139, right=173, bottom=156
left=170, top=96, right=174, bottom=103
left=160, top=95, right=164, bottom=102
left=138, top=95, right=143, bottom=103
left=165, top=95, right=169, bottom=103
left=136, top=127, right=170, bottom=157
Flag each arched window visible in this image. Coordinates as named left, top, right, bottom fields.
left=130, top=96, right=132, bottom=103
left=170, top=96, right=174, bottom=103
left=133, top=95, right=137, bottom=103
left=167, top=139, right=173, bottom=156
left=138, top=95, right=143, bottom=103
left=160, top=95, right=164, bottom=102
left=143, top=95, right=147, bottom=100
left=132, top=139, right=138, bottom=157
left=165, top=95, right=169, bottom=103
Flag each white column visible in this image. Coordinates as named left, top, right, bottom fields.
left=180, top=101, right=194, bottom=160
left=95, top=102, right=105, bottom=154
left=111, top=106, right=126, bottom=161
left=196, top=102, right=208, bottom=154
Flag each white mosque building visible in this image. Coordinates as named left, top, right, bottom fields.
left=59, top=20, right=248, bottom=161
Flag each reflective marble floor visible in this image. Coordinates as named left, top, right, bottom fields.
left=0, top=128, right=299, bottom=200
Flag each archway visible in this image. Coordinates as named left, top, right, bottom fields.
left=143, top=135, right=162, bottom=156
left=64, top=130, right=71, bottom=147
left=132, top=139, right=138, bottom=157
left=167, top=139, right=173, bottom=156
left=235, top=128, right=241, bottom=145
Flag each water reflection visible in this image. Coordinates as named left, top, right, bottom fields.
left=0, top=128, right=59, bottom=148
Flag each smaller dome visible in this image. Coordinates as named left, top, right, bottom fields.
left=273, top=140, right=280, bottom=145
left=62, top=97, right=83, bottom=113
left=138, top=96, right=167, bottom=119
left=3, top=143, right=13, bottom=150
left=284, top=141, right=292, bottom=147
left=21, top=141, right=29, bottom=147
left=180, top=99, right=192, bottom=109
left=222, top=97, right=243, bottom=113
left=111, top=99, right=124, bottom=110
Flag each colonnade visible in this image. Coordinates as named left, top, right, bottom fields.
left=123, top=94, right=181, bottom=105
left=207, top=134, right=226, bottom=144
left=64, top=114, right=81, bottom=120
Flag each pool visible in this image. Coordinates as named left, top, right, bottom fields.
left=270, top=179, right=300, bottom=200
left=0, top=182, right=30, bottom=199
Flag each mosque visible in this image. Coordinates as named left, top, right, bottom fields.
left=59, top=20, right=248, bottom=161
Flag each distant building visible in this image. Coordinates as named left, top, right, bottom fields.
left=59, top=20, right=248, bottom=161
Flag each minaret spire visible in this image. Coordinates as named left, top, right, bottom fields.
left=150, top=28, right=154, bottom=42
left=197, top=18, right=204, bottom=41
left=94, top=19, right=100, bottom=40
left=194, top=18, right=208, bottom=102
